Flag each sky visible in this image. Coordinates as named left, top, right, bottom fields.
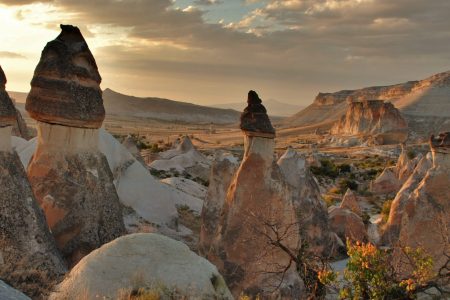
left=0, top=0, right=449, bottom=106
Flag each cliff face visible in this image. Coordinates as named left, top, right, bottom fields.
left=331, top=100, right=407, bottom=136
left=285, top=71, right=450, bottom=135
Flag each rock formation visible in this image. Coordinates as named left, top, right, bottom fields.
left=284, top=71, right=450, bottom=136
left=0, top=65, right=66, bottom=297
left=122, top=135, right=146, bottom=166
left=25, top=25, right=125, bottom=266
left=340, top=189, right=362, bottom=217
left=150, top=136, right=210, bottom=182
left=330, top=100, right=408, bottom=144
left=49, top=234, right=233, bottom=300
left=240, top=90, right=275, bottom=138
left=328, top=206, right=368, bottom=243
left=371, top=144, right=422, bottom=194
left=207, top=93, right=303, bottom=298
left=380, top=153, right=432, bottom=244
left=199, top=151, right=238, bottom=256
left=277, top=147, right=336, bottom=256
left=389, top=133, right=450, bottom=273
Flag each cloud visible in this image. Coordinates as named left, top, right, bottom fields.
left=0, top=0, right=449, bottom=105
left=193, top=0, right=222, bottom=5
left=0, top=51, right=26, bottom=59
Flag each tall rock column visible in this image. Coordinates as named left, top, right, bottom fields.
left=0, top=65, right=66, bottom=297
left=209, top=91, right=304, bottom=298
left=26, top=25, right=125, bottom=266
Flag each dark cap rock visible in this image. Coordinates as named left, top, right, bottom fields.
left=430, top=132, right=450, bottom=150
left=0, top=65, right=17, bottom=127
left=26, top=24, right=105, bottom=128
left=240, top=90, right=275, bottom=138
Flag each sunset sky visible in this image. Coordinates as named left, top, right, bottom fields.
left=0, top=0, right=449, bottom=106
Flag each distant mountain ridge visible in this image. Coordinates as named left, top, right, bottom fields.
left=284, top=70, right=450, bottom=135
left=214, top=99, right=304, bottom=117
left=9, top=89, right=241, bottom=125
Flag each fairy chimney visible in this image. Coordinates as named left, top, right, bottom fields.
left=0, top=65, right=66, bottom=297
left=25, top=25, right=125, bottom=266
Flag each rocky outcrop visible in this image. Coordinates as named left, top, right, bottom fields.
left=122, top=135, right=146, bottom=166
left=49, top=234, right=232, bottom=300
left=371, top=144, right=422, bottom=194
left=330, top=100, right=408, bottom=144
left=150, top=136, right=210, bottom=182
left=381, top=153, right=432, bottom=244
left=26, top=25, right=125, bottom=266
left=284, top=71, right=450, bottom=135
left=340, top=189, right=362, bottom=217
left=199, top=151, right=238, bottom=256
left=389, top=133, right=450, bottom=274
left=328, top=206, right=367, bottom=243
left=0, top=68, right=67, bottom=298
left=277, top=147, right=336, bottom=256
left=207, top=96, right=303, bottom=298
left=25, top=25, right=104, bottom=129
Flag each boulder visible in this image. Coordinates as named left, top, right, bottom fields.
left=328, top=206, right=368, bottom=243
left=199, top=151, right=238, bottom=256
left=26, top=25, right=125, bottom=266
left=370, top=166, right=400, bottom=194
left=340, top=189, right=362, bottom=216
left=49, top=234, right=232, bottom=300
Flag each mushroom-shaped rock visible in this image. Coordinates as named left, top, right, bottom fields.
left=199, top=151, right=239, bottom=256
left=277, top=147, right=336, bottom=256
left=207, top=102, right=303, bottom=298
left=49, top=234, right=233, bottom=300
left=240, top=90, right=275, bottom=138
left=340, top=189, right=362, bottom=216
left=26, top=24, right=104, bottom=129
left=0, top=65, right=16, bottom=128
left=0, top=67, right=66, bottom=298
left=25, top=25, right=125, bottom=266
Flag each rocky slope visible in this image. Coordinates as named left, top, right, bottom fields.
left=103, top=88, right=240, bottom=124
left=284, top=71, right=450, bottom=136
